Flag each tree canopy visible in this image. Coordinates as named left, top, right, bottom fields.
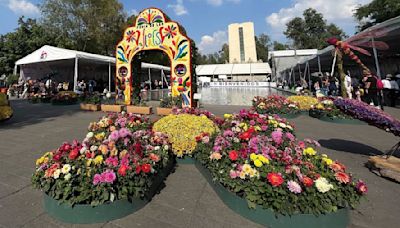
left=284, top=8, right=346, bottom=49
left=255, top=33, right=270, bottom=62
left=354, top=0, right=400, bottom=31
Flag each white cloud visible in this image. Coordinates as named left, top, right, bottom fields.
left=207, top=0, right=241, bottom=6
left=7, top=0, right=39, bottom=16
left=266, top=0, right=372, bottom=38
left=168, top=0, right=188, bottom=16
left=128, top=9, right=138, bottom=16
left=198, top=30, right=227, bottom=54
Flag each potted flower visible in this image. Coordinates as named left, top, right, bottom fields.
left=126, top=97, right=152, bottom=115
left=101, top=92, right=124, bottom=112
left=32, top=113, right=174, bottom=224
left=80, top=94, right=101, bottom=111
left=156, top=95, right=182, bottom=116
left=253, top=95, right=301, bottom=118
left=51, top=91, right=78, bottom=105
left=193, top=109, right=366, bottom=228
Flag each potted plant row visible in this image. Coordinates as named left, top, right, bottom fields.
left=80, top=94, right=101, bottom=111
left=252, top=95, right=301, bottom=119
left=308, top=98, right=362, bottom=124
left=100, top=93, right=124, bottom=112
left=157, top=95, right=182, bottom=116
left=126, top=98, right=152, bottom=115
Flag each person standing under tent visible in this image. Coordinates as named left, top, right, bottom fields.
left=344, top=73, right=353, bottom=99
left=388, top=74, right=399, bottom=107
left=363, top=72, right=380, bottom=109
left=88, top=80, right=96, bottom=94
left=382, top=75, right=392, bottom=106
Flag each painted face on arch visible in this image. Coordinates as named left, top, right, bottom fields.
left=118, top=67, right=128, bottom=78
left=174, top=64, right=187, bottom=78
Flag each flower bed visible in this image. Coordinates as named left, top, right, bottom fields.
left=309, top=98, right=357, bottom=124
left=287, top=96, right=318, bottom=111
left=51, top=91, right=78, bottom=105
left=153, top=113, right=218, bottom=158
left=32, top=113, right=173, bottom=222
left=253, top=95, right=300, bottom=116
left=194, top=109, right=367, bottom=217
left=334, top=98, right=400, bottom=136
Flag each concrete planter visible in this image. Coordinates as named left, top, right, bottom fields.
left=156, top=107, right=173, bottom=116
left=80, top=103, right=100, bottom=111
left=126, top=106, right=152, bottom=115
left=101, top=104, right=123, bottom=112
left=43, top=158, right=175, bottom=224
left=194, top=161, right=350, bottom=228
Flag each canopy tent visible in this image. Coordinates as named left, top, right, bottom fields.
left=277, top=16, right=400, bottom=87
left=196, top=62, right=271, bottom=76
left=14, top=45, right=170, bottom=92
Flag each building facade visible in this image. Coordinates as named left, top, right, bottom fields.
left=228, top=22, right=257, bottom=64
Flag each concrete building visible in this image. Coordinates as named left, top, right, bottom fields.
left=228, top=22, right=257, bottom=63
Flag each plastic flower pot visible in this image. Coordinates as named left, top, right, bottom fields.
left=80, top=103, right=101, bottom=111
left=126, top=105, right=152, bottom=115
left=156, top=107, right=173, bottom=116
left=43, top=158, right=175, bottom=224
left=100, top=104, right=123, bottom=112
left=194, top=161, right=350, bottom=228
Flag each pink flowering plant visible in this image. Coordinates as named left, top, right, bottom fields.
left=32, top=114, right=172, bottom=206
left=252, top=95, right=300, bottom=115
left=195, top=109, right=367, bottom=215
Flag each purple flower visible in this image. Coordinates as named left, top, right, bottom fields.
left=118, top=128, right=130, bottom=138
left=249, top=120, right=256, bottom=126
left=287, top=180, right=302, bottom=194
left=223, top=130, right=234, bottom=137
left=109, top=130, right=120, bottom=141
left=261, top=125, right=268, bottom=131
left=271, top=130, right=283, bottom=145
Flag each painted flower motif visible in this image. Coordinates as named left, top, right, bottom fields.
left=315, top=177, right=334, bottom=193
left=287, top=180, right=302, bottom=194
left=267, top=172, right=284, bottom=187
left=335, top=172, right=350, bottom=184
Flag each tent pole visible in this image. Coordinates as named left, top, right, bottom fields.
left=371, top=37, right=382, bottom=78
left=161, top=69, right=164, bottom=89
left=148, top=68, right=152, bottom=90
left=331, top=50, right=337, bottom=77
left=307, top=61, right=311, bottom=89
left=318, top=55, right=322, bottom=73
left=108, top=62, right=111, bottom=92
left=73, top=57, right=78, bottom=92
left=13, top=65, right=17, bottom=75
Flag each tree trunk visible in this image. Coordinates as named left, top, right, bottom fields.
left=336, top=52, right=347, bottom=98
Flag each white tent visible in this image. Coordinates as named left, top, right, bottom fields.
left=14, top=45, right=170, bottom=92
left=196, top=62, right=272, bottom=76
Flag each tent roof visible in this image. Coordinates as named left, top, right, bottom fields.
left=196, top=63, right=271, bottom=76
left=15, top=45, right=170, bottom=71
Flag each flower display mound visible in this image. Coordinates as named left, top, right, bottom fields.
left=195, top=109, right=367, bottom=216
left=253, top=95, right=300, bottom=116
left=334, top=98, right=400, bottom=136
left=287, top=95, right=318, bottom=111
left=0, top=93, right=12, bottom=121
left=309, top=97, right=353, bottom=120
left=32, top=112, right=172, bottom=208
left=51, top=91, right=78, bottom=105
left=153, top=113, right=218, bottom=157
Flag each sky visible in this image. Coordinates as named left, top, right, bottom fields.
left=0, top=0, right=373, bottom=54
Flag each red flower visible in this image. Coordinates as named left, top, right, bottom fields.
left=302, top=176, right=314, bottom=187
left=330, top=162, right=346, bottom=172
left=335, top=172, right=351, bottom=184
left=356, top=180, right=368, bottom=194
left=53, top=153, right=62, bottom=161
left=239, top=127, right=255, bottom=141
left=142, top=164, right=151, bottom=173
left=267, top=172, right=284, bottom=187
left=135, top=165, right=141, bottom=174
left=229, top=150, right=239, bottom=161
left=118, top=165, right=128, bottom=176
left=68, top=148, right=79, bottom=160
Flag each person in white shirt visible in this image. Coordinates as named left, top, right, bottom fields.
left=344, top=73, right=352, bottom=99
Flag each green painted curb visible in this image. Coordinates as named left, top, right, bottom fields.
left=309, top=111, right=365, bottom=125
left=43, top=158, right=175, bottom=224
left=194, top=161, right=350, bottom=228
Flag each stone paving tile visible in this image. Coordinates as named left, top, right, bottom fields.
left=0, top=182, right=18, bottom=199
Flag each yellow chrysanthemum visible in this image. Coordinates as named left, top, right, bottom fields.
left=287, top=96, right=318, bottom=111
left=94, top=155, right=103, bottom=165
left=253, top=159, right=263, bottom=168
left=153, top=114, right=218, bottom=157
left=303, top=147, right=317, bottom=156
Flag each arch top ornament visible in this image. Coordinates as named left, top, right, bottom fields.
left=116, top=8, right=193, bottom=107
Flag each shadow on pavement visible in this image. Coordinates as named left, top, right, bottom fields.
left=0, top=100, right=81, bottom=129
left=319, top=138, right=383, bottom=156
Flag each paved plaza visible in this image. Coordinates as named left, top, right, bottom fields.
left=0, top=100, right=399, bottom=228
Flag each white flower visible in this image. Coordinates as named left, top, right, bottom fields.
left=154, top=146, right=160, bottom=150
left=53, top=169, right=61, bottom=179
left=86, top=132, right=94, bottom=139
left=233, top=137, right=240, bottom=143
left=163, top=145, right=169, bottom=150
left=90, top=145, right=98, bottom=152
left=279, top=123, right=287, bottom=128
left=64, top=173, right=72, bottom=181
left=315, top=177, right=334, bottom=193
left=106, top=92, right=111, bottom=98
left=80, top=147, right=87, bottom=154
left=61, top=164, right=71, bottom=174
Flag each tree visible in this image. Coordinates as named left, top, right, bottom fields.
left=0, top=17, right=57, bottom=75
left=272, top=41, right=289, bottom=51
left=218, top=44, right=229, bottom=63
left=284, top=8, right=346, bottom=49
left=41, top=0, right=126, bottom=55
left=255, top=33, right=270, bottom=62
left=355, top=0, right=400, bottom=31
